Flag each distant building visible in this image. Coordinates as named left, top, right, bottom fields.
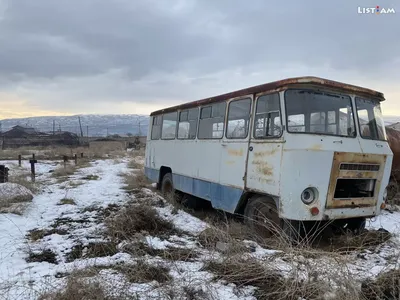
left=1, top=125, right=39, bottom=138
left=1, top=126, right=80, bottom=148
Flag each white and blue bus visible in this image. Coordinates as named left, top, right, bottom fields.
left=144, top=76, right=393, bottom=237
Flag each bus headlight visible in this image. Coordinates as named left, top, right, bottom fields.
left=301, top=187, right=318, bottom=204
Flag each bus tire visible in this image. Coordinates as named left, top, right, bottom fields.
left=161, top=173, right=174, bottom=200
left=244, top=195, right=280, bottom=238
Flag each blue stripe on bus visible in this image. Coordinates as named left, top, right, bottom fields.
left=144, top=167, right=243, bottom=214
left=145, top=167, right=159, bottom=183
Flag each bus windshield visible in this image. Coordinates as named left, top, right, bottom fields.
left=285, top=89, right=356, bottom=137
left=355, top=97, right=386, bottom=141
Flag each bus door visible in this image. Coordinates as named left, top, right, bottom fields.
left=245, top=92, right=283, bottom=196
left=218, top=96, right=253, bottom=209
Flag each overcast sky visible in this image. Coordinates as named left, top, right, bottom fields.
left=0, top=0, right=399, bottom=119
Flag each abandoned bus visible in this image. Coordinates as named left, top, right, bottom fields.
left=144, top=76, right=393, bottom=237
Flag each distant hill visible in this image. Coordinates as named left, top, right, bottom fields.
left=0, top=114, right=150, bottom=137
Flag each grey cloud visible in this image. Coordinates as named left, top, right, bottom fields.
left=0, top=0, right=399, bottom=113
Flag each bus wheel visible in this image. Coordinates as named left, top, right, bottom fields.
left=244, top=196, right=280, bottom=238
left=161, top=173, right=175, bottom=200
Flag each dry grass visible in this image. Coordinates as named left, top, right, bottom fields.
left=51, top=165, right=77, bottom=178
left=38, top=276, right=112, bottom=300
left=8, top=172, right=39, bottom=193
left=120, top=170, right=150, bottom=191
left=127, top=159, right=143, bottom=170
left=57, top=198, right=76, bottom=205
left=361, top=268, right=400, bottom=299
left=65, top=242, right=119, bottom=262
left=26, top=249, right=58, bottom=264
left=0, top=144, right=134, bottom=162
left=27, top=228, right=68, bottom=242
left=81, top=174, right=99, bottom=180
left=115, top=260, right=172, bottom=284
left=0, top=203, right=30, bottom=215
left=105, top=203, right=178, bottom=241
left=203, top=256, right=327, bottom=300
left=122, top=241, right=199, bottom=262
left=198, top=225, right=248, bottom=254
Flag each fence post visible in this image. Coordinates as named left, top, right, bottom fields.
left=74, top=154, right=78, bottom=165
left=81, top=152, right=84, bottom=158
left=63, top=155, right=68, bottom=168
left=18, top=154, right=22, bottom=167
left=29, top=154, right=37, bottom=182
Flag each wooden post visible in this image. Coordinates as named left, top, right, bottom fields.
left=18, top=155, right=22, bottom=167
left=29, top=154, right=37, bottom=182
left=81, top=152, right=84, bottom=158
left=74, top=154, right=78, bottom=165
left=63, top=155, right=68, bottom=168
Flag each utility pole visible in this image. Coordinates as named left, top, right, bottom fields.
left=78, top=116, right=84, bottom=137
left=106, top=128, right=109, bottom=137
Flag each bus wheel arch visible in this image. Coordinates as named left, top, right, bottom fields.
left=235, top=192, right=279, bottom=215
left=243, top=194, right=281, bottom=238
left=158, top=166, right=172, bottom=190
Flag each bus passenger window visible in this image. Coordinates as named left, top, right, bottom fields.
left=178, top=108, right=199, bottom=139
left=151, top=115, right=162, bottom=140
left=254, top=93, right=282, bottom=138
left=161, top=112, right=177, bottom=140
left=198, top=102, right=226, bottom=139
left=226, top=98, right=251, bottom=139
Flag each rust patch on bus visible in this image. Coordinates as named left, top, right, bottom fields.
left=252, top=160, right=273, bottom=176
left=228, top=149, right=244, bottom=156
left=253, top=149, right=278, bottom=157
left=309, top=144, right=323, bottom=151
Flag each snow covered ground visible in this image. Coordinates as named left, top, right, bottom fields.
left=0, top=154, right=399, bottom=300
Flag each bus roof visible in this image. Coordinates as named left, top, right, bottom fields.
left=150, top=76, right=385, bottom=116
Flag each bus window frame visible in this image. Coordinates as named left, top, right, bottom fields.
left=225, top=97, right=252, bottom=140
left=197, top=102, right=227, bottom=140
left=283, top=88, right=357, bottom=139
left=253, top=92, right=283, bottom=139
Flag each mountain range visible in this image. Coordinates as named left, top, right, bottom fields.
left=0, top=114, right=150, bottom=137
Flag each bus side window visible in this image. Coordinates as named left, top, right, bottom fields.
left=254, top=93, right=282, bottom=138
left=151, top=115, right=162, bottom=140
left=161, top=112, right=178, bottom=140
left=198, top=102, right=227, bottom=139
left=178, top=108, right=199, bottom=139
left=226, top=98, right=251, bottom=139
